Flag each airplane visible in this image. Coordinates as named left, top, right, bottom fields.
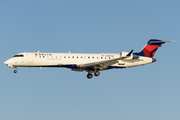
left=4, top=39, right=173, bottom=79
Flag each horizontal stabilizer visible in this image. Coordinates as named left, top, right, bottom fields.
left=150, top=41, right=175, bottom=44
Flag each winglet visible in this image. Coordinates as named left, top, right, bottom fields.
left=126, top=50, right=133, bottom=57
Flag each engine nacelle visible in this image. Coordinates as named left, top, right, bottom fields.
left=120, top=52, right=139, bottom=61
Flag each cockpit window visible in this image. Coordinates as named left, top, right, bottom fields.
left=13, top=54, right=24, bottom=57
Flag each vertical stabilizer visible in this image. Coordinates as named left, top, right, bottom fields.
left=134, top=39, right=172, bottom=58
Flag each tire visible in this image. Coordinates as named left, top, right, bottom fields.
left=14, top=70, right=17, bottom=73
left=94, top=71, right=100, bottom=76
left=87, top=74, right=93, bottom=79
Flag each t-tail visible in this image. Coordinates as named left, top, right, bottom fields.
left=134, top=39, right=174, bottom=58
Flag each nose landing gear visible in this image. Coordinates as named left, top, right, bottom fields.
left=13, top=66, right=18, bottom=73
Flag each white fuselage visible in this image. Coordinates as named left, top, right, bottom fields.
left=4, top=52, right=154, bottom=70
left=4, top=39, right=171, bottom=79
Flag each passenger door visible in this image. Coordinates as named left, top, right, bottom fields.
left=28, top=53, right=34, bottom=65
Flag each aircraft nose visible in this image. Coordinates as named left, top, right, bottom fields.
left=4, top=59, right=12, bottom=65
left=4, top=59, right=13, bottom=67
left=4, top=60, right=8, bottom=65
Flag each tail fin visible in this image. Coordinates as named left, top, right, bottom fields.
left=134, top=39, right=173, bottom=58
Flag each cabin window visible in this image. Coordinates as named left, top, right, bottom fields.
left=84, top=56, right=86, bottom=58
left=109, top=57, right=111, bottom=59
left=101, top=57, right=103, bottom=59
left=92, top=57, right=94, bottom=59
left=81, top=56, right=83, bottom=58
left=72, top=56, right=74, bottom=58
left=64, top=56, right=66, bottom=58
left=88, top=57, right=90, bottom=59
left=77, top=56, right=78, bottom=58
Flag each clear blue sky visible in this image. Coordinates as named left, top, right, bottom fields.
left=0, top=0, right=179, bottom=120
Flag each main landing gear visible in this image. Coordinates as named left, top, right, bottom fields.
left=87, top=71, right=100, bottom=79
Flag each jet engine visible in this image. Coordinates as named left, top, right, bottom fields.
left=120, top=52, right=139, bottom=60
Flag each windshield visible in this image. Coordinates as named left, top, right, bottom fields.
left=13, top=54, right=24, bottom=57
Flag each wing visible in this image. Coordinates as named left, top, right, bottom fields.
left=78, top=50, right=133, bottom=71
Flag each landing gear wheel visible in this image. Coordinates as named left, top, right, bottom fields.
left=94, top=71, right=100, bottom=76
left=87, top=74, right=93, bottom=79
left=14, top=70, right=17, bottom=73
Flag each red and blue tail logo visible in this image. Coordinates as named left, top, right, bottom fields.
left=134, top=39, right=166, bottom=58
